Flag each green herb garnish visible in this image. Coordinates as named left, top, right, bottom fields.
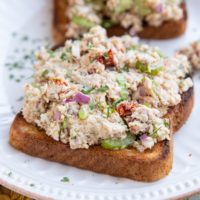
left=42, top=69, right=49, bottom=77
left=60, top=52, right=67, bottom=61
left=102, top=19, right=113, bottom=28
left=112, top=98, right=126, bottom=109
left=106, top=105, right=112, bottom=118
left=88, top=42, right=93, bottom=50
left=97, top=85, right=109, bottom=93
left=22, top=35, right=29, bottom=41
left=81, top=87, right=95, bottom=94
left=8, top=172, right=12, bottom=177
left=164, top=120, right=170, bottom=128
left=122, top=64, right=129, bottom=72
left=61, top=118, right=67, bottom=130
left=61, top=177, right=70, bottom=182
left=103, top=52, right=109, bottom=60
left=9, top=74, right=14, bottom=80
left=152, top=123, right=162, bottom=138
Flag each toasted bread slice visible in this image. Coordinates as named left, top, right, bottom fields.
left=10, top=113, right=173, bottom=182
left=53, top=1, right=187, bottom=43
left=9, top=87, right=194, bottom=182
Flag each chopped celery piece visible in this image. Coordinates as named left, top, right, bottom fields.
left=150, top=67, right=164, bottom=76
left=115, top=0, right=133, bottom=13
left=120, top=88, right=129, bottom=99
left=61, top=119, right=67, bottom=130
left=135, top=61, right=163, bottom=76
left=101, top=134, right=136, bottom=150
left=78, top=106, right=89, bottom=120
left=116, top=74, right=129, bottom=98
left=134, top=0, right=152, bottom=16
left=116, top=74, right=126, bottom=86
left=144, top=102, right=151, bottom=108
left=72, top=16, right=95, bottom=28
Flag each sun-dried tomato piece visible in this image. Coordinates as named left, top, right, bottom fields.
left=117, top=102, right=137, bottom=117
left=50, top=78, right=68, bottom=86
left=97, top=49, right=115, bottom=67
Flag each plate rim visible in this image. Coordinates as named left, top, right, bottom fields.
left=1, top=172, right=200, bottom=200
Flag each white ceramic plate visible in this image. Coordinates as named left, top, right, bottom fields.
left=0, top=1, right=200, bottom=199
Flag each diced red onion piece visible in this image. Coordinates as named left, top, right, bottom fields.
left=64, top=98, right=75, bottom=103
left=139, top=86, right=146, bottom=97
left=36, top=101, right=41, bottom=109
left=155, top=4, right=163, bottom=13
left=53, top=110, right=61, bottom=121
left=140, top=134, right=148, bottom=141
left=64, top=92, right=90, bottom=104
left=74, top=92, right=90, bottom=104
left=129, top=27, right=136, bottom=36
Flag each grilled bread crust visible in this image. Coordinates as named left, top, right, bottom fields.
left=9, top=87, right=194, bottom=182
left=53, top=1, right=187, bottom=43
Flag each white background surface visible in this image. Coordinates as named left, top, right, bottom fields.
left=0, top=0, right=200, bottom=199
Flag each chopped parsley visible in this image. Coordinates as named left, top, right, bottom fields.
left=152, top=124, right=162, bottom=138
left=164, top=120, right=170, bottom=128
left=61, top=177, right=70, bottom=183
left=122, top=64, right=129, bottom=72
left=61, top=118, right=68, bottom=130
left=81, top=87, right=95, bottom=94
left=103, top=52, right=109, bottom=60
left=60, top=52, right=68, bottom=61
left=42, top=69, right=49, bottom=77
left=106, top=106, right=112, bottom=118
left=101, top=19, right=113, bottom=28
left=8, top=172, right=12, bottom=177
left=88, top=42, right=93, bottom=50
left=9, top=74, right=14, bottom=80
left=89, top=102, right=100, bottom=110
left=21, top=35, right=29, bottom=41
left=112, top=98, right=126, bottom=109
left=97, top=85, right=109, bottom=93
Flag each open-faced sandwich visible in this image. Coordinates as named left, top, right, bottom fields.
left=178, top=41, right=200, bottom=71
left=10, top=26, right=194, bottom=182
left=54, top=0, right=187, bottom=43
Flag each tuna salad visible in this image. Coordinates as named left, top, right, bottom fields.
left=65, top=0, right=184, bottom=38
left=23, top=26, right=193, bottom=152
left=178, top=41, right=200, bottom=70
